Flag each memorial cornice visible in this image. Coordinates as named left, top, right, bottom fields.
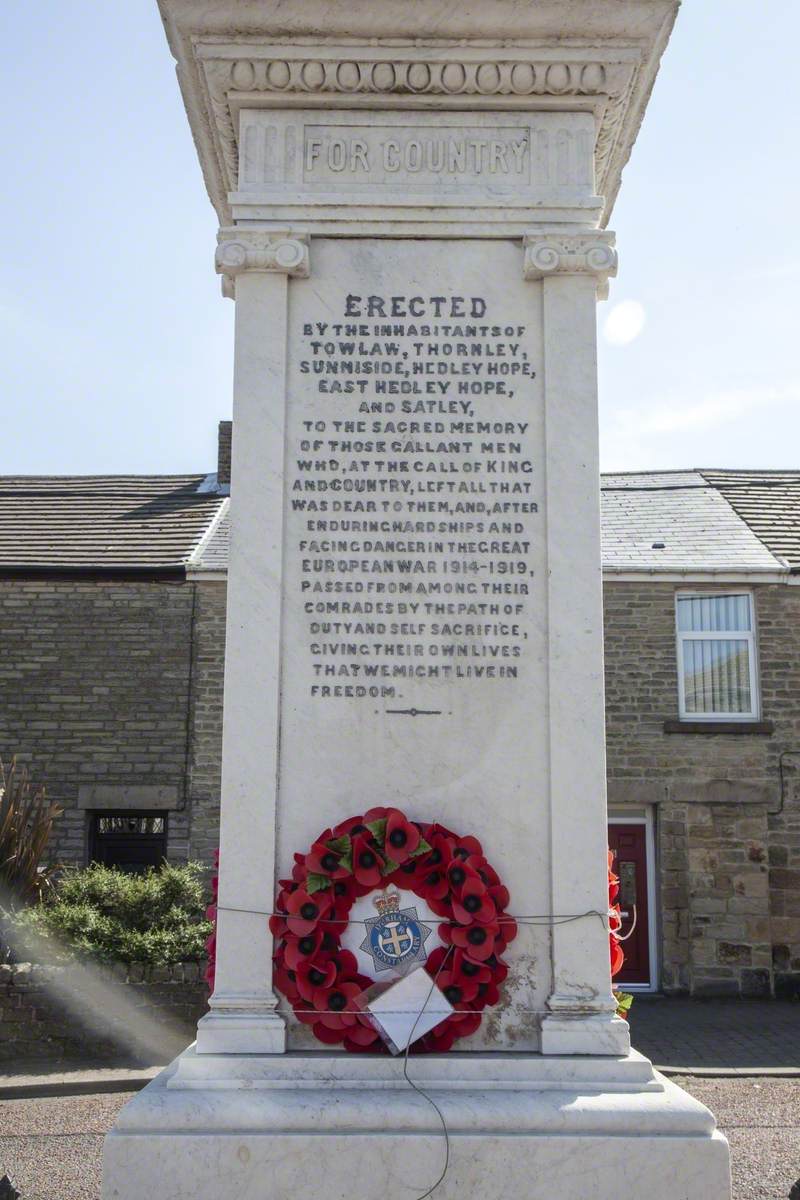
left=215, top=229, right=310, bottom=295
left=157, top=2, right=679, bottom=227
left=198, top=45, right=636, bottom=217
left=523, top=232, right=617, bottom=297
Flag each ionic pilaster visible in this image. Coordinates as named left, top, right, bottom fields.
left=523, top=231, right=617, bottom=298
left=215, top=228, right=310, bottom=297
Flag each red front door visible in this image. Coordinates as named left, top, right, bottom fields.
left=608, top=823, right=651, bottom=987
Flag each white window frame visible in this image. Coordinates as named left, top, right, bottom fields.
left=675, top=590, right=759, bottom=721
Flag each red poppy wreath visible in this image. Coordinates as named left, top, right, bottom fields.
left=269, top=807, right=517, bottom=1053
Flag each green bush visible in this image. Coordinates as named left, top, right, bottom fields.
left=12, top=862, right=213, bottom=965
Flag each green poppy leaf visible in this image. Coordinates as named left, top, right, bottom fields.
left=325, top=835, right=352, bottom=856
left=365, top=819, right=387, bottom=844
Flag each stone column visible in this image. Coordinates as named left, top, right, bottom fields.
left=524, top=232, right=630, bottom=1056
left=195, top=229, right=309, bottom=1055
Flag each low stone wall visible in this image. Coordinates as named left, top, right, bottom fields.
left=0, top=961, right=208, bottom=1063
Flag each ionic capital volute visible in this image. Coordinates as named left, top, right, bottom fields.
left=523, top=231, right=617, bottom=298
left=215, top=228, right=310, bottom=297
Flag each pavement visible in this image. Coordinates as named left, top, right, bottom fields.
left=628, top=997, right=800, bottom=1075
left=0, top=1000, right=798, bottom=1199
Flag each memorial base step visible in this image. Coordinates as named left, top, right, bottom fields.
left=102, top=1046, right=731, bottom=1200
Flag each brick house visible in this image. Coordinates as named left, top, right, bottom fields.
left=1, top=429, right=798, bottom=998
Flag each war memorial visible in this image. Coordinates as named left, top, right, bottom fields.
left=103, top=2, right=732, bottom=1196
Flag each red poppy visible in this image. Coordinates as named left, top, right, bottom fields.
left=296, top=956, right=337, bottom=1002
left=344, top=1016, right=383, bottom=1047
left=401, top=830, right=453, bottom=888
left=285, top=888, right=332, bottom=936
left=312, top=978, right=368, bottom=1030
left=419, top=1015, right=459, bottom=1052
left=344, top=1027, right=383, bottom=1052
left=462, top=852, right=499, bottom=888
left=473, top=979, right=500, bottom=1009
left=452, top=834, right=483, bottom=860
left=447, top=919, right=500, bottom=962
left=305, top=840, right=352, bottom=879
left=484, top=955, right=509, bottom=985
left=351, top=832, right=385, bottom=887
left=449, top=1011, right=481, bottom=1039
left=451, top=877, right=497, bottom=926
left=283, top=930, right=326, bottom=971
left=363, top=805, right=391, bottom=823
left=293, top=1000, right=319, bottom=1026
left=328, top=947, right=359, bottom=979
left=332, top=815, right=370, bottom=839
left=610, top=935, right=624, bottom=978
left=312, top=1021, right=347, bottom=1045
left=495, top=913, right=518, bottom=948
left=444, top=857, right=478, bottom=892
left=452, top=947, right=491, bottom=984
left=435, top=965, right=481, bottom=1005
left=488, top=883, right=510, bottom=910
left=384, top=809, right=421, bottom=859
left=322, top=877, right=358, bottom=928
left=204, top=931, right=216, bottom=990
left=273, top=962, right=300, bottom=1003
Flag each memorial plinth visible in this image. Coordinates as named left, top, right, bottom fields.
left=103, top=2, right=731, bottom=1196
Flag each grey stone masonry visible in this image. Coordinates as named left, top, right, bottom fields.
left=0, top=960, right=207, bottom=1062
left=186, top=580, right=226, bottom=862
left=604, top=580, right=800, bottom=998
left=0, top=579, right=195, bottom=863
left=217, top=421, right=232, bottom=487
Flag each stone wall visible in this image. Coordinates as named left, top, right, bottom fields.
left=0, top=961, right=208, bottom=1062
left=0, top=579, right=195, bottom=863
left=186, top=580, right=226, bottom=861
left=217, top=421, right=232, bottom=486
left=604, top=580, right=800, bottom=997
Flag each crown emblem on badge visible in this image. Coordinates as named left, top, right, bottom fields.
left=373, top=891, right=400, bottom=916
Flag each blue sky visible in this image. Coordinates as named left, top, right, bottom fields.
left=2, top=3, right=798, bottom=476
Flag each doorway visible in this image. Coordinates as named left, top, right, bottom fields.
left=608, top=811, right=657, bottom=989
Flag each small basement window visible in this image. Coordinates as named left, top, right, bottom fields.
left=89, top=812, right=168, bottom=873
left=675, top=592, right=759, bottom=720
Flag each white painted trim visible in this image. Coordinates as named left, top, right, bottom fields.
left=608, top=809, right=658, bottom=992
left=674, top=589, right=760, bottom=721
left=603, top=569, right=792, bottom=583
left=185, top=496, right=230, bottom=568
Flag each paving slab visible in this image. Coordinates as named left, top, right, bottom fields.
left=629, top=998, right=800, bottom=1075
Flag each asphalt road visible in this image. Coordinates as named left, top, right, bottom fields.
left=0, top=1077, right=798, bottom=1200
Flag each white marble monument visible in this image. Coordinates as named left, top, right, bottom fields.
left=103, top=2, right=731, bottom=1196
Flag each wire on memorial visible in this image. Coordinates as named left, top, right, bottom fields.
left=216, top=905, right=610, bottom=927
left=400, top=941, right=454, bottom=1200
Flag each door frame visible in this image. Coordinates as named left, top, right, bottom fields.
left=608, top=806, right=658, bottom=993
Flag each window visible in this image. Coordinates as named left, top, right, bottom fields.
left=675, top=592, right=758, bottom=720
left=89, top=812, right=168, bottom=873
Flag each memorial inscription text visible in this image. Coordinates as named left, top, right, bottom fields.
left=287, top=277, right=541, bottom=703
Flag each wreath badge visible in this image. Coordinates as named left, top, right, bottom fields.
left=269, top=806, right=517, bottom=1053
left=360, top=892, right=433, bottom=974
